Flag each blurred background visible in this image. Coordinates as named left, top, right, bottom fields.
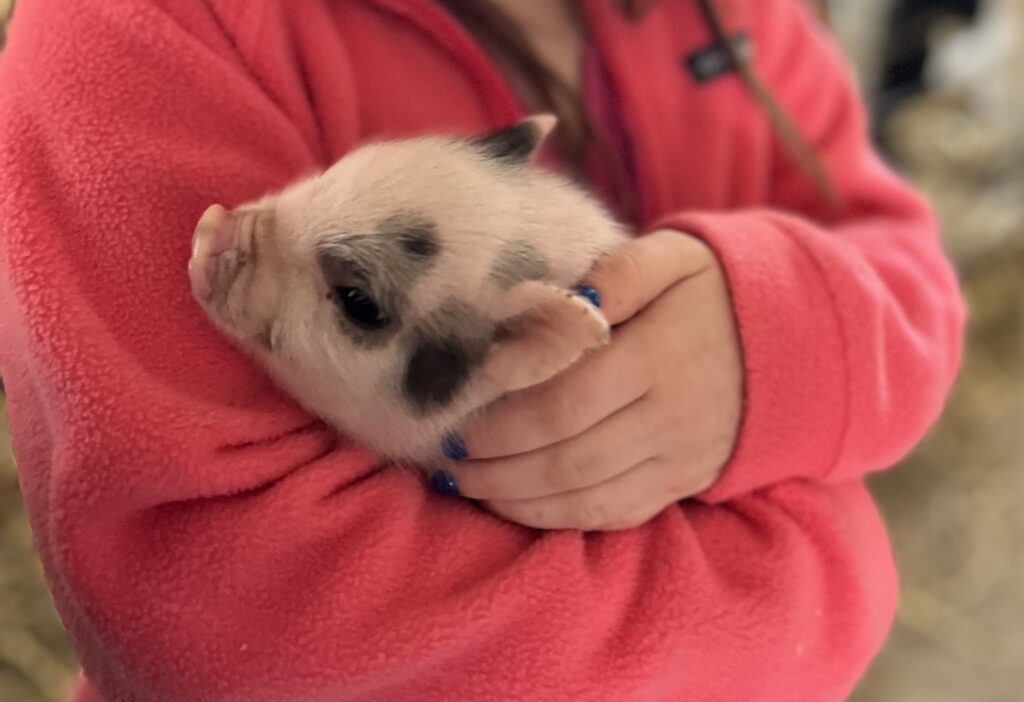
left=1, top=0, right=1022, bottom=699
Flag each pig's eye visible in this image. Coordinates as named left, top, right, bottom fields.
left=335, top=287, right=390, bottom=330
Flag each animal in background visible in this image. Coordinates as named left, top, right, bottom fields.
left=925, top=0, right=1024, bottom=149
left=189, top=115, right=629, bottom=467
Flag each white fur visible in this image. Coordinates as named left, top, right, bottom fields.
left=191, top=116, right=629, bottom=466
left=926, top=0, right=1024, bottom=150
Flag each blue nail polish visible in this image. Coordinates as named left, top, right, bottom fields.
left=442, top=432, right=469, bottom=461
left=574, top=284, right=601, bottom=309
left=431, top=470, right=462, bottom=498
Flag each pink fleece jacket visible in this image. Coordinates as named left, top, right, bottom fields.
left=0, top=1, right=965, bottom=700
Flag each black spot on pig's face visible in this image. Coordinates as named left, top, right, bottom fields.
left=490, top=240, right=549, bottom=289
left=317, top=247, right=404, bottom=349
left=403, top=337, right=475, bottom=412
left=402, top=300, right=493, bottom=414
left=316, top=212, right=439, bottom=350
left=380, top=213, right=440, bottom=261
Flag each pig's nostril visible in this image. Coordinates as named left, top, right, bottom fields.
left=188, top=252, right=217, bottom=302
left=189, top=204, right=241, bottom=303
left=198, top=204, right=237, bottom=257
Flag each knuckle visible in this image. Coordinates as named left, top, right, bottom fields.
left=465, top=422, right=496, bottom=456
left=686, top=467, right=720, bottom=497
left=464, top=466, right=499, bottom=498
left=664, top=455, right=723, bottom=499
left=607, top=502, right=663, bottom=531
left=544, top=445, right=591, bottom=491
left=603, top=517, right=642, bottom=532
left=464, top=403, right=511, bottom=455
left=603, top=500, right=655, bottom=531
left=487, top=500, right=532, bottom=527
left=573, top=500, right=612, bottom=531
left=604, top=246, right=644, bottom=290
left=537, top=389, right=584, bottom=440
left=530, top=506, right=555, bottom=529
left=589, top=245, right=649, bottom=320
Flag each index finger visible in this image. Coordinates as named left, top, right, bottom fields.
left=458, top=318, right=653, bottom=459
left=585, top=229, right=714, bottom=325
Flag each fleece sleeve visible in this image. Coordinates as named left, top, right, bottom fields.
left=657, top=0, right=967, bottom=503
left=0, top=1, right=898, bottom=700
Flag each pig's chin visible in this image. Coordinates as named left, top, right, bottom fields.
left=325, top=404, right=451, bottom=467
left=301, top=388, right=458, bottom=467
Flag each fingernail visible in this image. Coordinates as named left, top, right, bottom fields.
left=574, top=284, right=601, bottom=308
left=431, top=470, right=462, bottom=498
left=441, top=432, right=469, bottom=461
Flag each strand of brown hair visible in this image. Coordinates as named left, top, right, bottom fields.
left=624, top=0, right=831, bottom=24
left=692, top=0, right=841, bottom=206
left=439, top=0, right=840, bottom=212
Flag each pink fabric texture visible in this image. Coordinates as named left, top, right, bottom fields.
left=0, top=1, right=964, bottom=700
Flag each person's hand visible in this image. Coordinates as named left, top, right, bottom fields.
left=440, top=229, right=743, bottom=531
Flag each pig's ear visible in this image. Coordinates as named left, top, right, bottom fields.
left=471, top=114, right=558, bottom=165
left=482, top=280, right=610, bottom=394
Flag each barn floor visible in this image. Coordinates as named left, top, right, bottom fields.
left=1, top=396, right=80, bottom=701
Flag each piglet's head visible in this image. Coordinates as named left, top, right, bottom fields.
left=188, top=115, right=626, bottom=466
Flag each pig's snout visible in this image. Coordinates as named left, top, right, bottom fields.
left=189, top=204, right=243, bottom=303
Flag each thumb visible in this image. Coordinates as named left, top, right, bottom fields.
left=583, top=229, right=717, bottom=325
